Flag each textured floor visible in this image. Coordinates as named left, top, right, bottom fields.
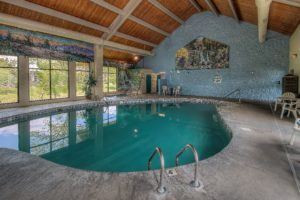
left=0, top=98, right=299, bottom=200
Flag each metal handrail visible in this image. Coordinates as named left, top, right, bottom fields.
left=175, top=144, right=201, bottom=188
left=148, top=147, right=166, bottom=194
left=224, top=88, right=241, bottom=103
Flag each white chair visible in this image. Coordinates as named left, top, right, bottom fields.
left=274, top=92, right=296, bottom=111
left=281, top=99, right=300, bottom=119
left=162, top=85, right=168, bottom=96
left=290, top=118, right=300, bottom=146
left=173, top=86, right=181, bottom=97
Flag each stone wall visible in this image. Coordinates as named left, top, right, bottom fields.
left=140, top=12, right=289, bottom=102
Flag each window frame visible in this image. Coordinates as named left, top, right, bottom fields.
left=29, top=57, right=70, bottom=102
left=103, top=66, right=117, bottom=93
left=75, top=62, right=90, bottom=97
left=0, top=54, right=19, bottom=104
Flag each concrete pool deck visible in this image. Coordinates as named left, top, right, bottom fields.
left=0, top=96, right=299, bottom=200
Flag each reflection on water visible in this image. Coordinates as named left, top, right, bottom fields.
left=0, top=103, right=231, bottom=172
left=0, top=124, right=18, bottom=150
left=0, top=106, right=117, bottom=156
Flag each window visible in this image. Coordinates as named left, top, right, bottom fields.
left=103, top=67, right=117, bottom=93
left=76, top=62, right=90, bottom=97
left=0, top=55, right=18, bottom=104
left=29, top=58, right=69, bottom=101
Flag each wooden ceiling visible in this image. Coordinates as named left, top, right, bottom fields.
left=0, top=0, right=299, bottom=63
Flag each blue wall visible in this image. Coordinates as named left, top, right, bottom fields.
left=140, top=12, right=289, bottom=102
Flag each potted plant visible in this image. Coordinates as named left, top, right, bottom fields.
left=85, top=71, right=97, bottom=100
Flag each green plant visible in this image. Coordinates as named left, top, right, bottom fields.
left=85, top=71, right=97, bottom=99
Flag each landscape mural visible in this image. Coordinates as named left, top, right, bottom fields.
left=0, top=25, right=94, bottom=62
left=175, top=37, right=229, bottom=70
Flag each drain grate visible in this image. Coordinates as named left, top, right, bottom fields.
left=166, top=169, right=177, bottom=177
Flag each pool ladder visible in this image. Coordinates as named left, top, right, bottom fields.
left=147, top=144, right=202, bottom=194
left=148, top=147, right=166, bottom=194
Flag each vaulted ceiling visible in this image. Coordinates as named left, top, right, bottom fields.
left=0, top=0, right=299, bottom=63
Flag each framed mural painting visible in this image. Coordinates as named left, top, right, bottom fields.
left=175, top=37, right=229, bottom=70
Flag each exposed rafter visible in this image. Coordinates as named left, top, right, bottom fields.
left=90, top=0, right=170, bottom=37
left=227, top=0, right=239, bottom=22
left=1, top=0, right=110, bottom=33
left=90, top=0, right=124, bottom=14
left=274, top=0, right=300, bottom=7
left=147, top=0, right=184, bottom=24
left=0, top=13, right=153, bottom=56
left=128, top=16, right=170, bottom=36
left=204, top=0, right=219, bottom=16
left=114, top=32, right=158, bottom=47
left=255, top=0, right=272, bottom=43
left=0, top=0, right=155, bottom=49
left=189, top=0, right=202, bottom=12
left=103, top=0, right=143, bottom=40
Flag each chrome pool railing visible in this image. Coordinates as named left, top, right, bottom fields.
left=148, top=147, right=166, bottom=194
left=224, top=88, right=241, bottom=103
left=175, top=144, right=202, bottom=188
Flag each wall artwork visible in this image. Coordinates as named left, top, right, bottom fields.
left=0, top=25, right=94, bottom=62
left=175, top=37, right=229, bottom=70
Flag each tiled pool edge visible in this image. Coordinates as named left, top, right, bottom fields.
left=0, top=96, right=235, bottom=124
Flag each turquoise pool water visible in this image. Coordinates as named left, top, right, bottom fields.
left=0, top=103, right=231, bottom=172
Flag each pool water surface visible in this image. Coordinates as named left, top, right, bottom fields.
left=0, top=103, right=231, bottom=172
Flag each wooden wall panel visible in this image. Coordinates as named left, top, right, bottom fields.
left=118, top=19, right=166, bottom=44
left=104, top=48, right=140, bottom=63
left=211, top=0, right=234, bottom=17
left=26, top=0, right=118, bottom=27
left=110, top=36, right=153, bottom=51
left=157, top=0, right=198, bottom=21
left=234, top=0, right=300, bottom=35
left=195, top=0, right=210, bottom=11
left=0, top=2, right=103, bottom=37
left=234, top=0, right=257, bottom=25
left=105, top=0, right=130, bottom=9
left=132, top=0, right=180, bottom=33
left=269, top=1, right=300, bottom=35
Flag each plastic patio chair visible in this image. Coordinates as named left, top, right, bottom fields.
left=173, top=86, right=181, bottom=97
left=281, top=99, right=300, bottom=119
left=274, top=92, right=296, bottom=111
left=162, top=85, right=168, bottom=96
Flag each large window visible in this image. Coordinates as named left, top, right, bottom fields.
left=0, top=55, right=18, bottom=104
left=29, top=58, right=69, bottom=101
left=76, top=62, right=90, bottom=97
left=103, top=67, right=117, bottom=93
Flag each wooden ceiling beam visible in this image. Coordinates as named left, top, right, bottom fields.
left=147, top=0, right=184, bottom=24
left=1, top=0, right=110, bottom=33
left=0, top=0, right=156, bottom=49
left=204, top=0, right=219, bottom=16
left=273, top=0, right=300, bottom=7
left=104, top=0, right=143, bottom=40
left=114, top=32, right=158, bottom=47
left=90, top=0, right=124, bottom=14
left=0, top=13, right=153, bottom=56
left=227, top=0, right=239, bottom=22
left=189, top=0, right=202, bottom=12
left=90, top=0, right=170, bottom=37
left=128, top=15, right=170, bottom=36
left=255, top=0, right=272, bottom=43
